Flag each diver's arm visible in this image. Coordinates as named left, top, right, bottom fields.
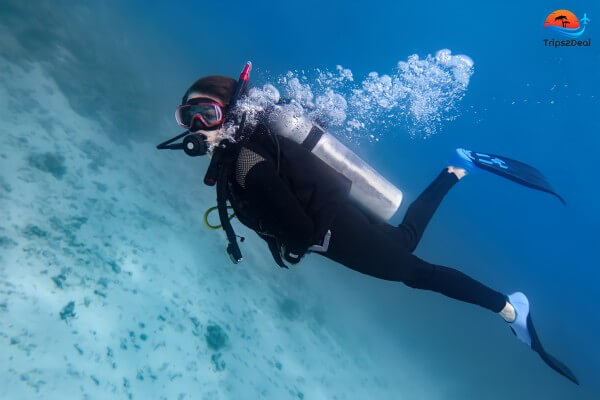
left=244, top=160, right=315, bottom=260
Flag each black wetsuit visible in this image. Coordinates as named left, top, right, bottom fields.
left=229, top=127, right=507, bottom=313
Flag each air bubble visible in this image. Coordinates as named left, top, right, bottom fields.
left=227, top=49, right=474, bottom=143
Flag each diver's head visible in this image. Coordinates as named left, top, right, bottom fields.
left=177, top=76, right=238, bottom=144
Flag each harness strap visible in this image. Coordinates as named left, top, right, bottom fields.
left=216, top=156, right=242, bottom=263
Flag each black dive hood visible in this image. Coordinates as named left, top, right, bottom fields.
left=156, top=61, right=253, bottom=264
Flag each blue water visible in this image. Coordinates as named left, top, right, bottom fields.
left=1, top=1, right=599, bottom=398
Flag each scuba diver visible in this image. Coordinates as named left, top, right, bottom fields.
left=157, top=62, right=577, bottom=384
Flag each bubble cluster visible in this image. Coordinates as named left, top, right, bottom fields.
left=224, top=49, right=474, bottom=144
left=348, top=49, right=474, bottom=139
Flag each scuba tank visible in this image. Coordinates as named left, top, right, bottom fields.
left=267, top=106, right=403, bottom=221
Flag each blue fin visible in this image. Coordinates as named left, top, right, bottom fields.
left=458, top=149, right=566, bottom=205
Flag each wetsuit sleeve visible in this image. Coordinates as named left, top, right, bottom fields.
left=243, top=159, right=315, bottom=256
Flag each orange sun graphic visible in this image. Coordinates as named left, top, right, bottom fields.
left=544, top=10, right=580, bottom=29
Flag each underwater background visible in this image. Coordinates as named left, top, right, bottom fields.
left=1, top=1, right=599, bottom=399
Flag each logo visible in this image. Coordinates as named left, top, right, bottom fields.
left=543, top=10, right=591, bottom=47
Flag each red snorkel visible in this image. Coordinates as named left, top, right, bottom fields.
left=228, top=61, right=252, bottom=112
left=240, top=61, right=252, bottom=80
left=203, top=61, right=253, bottom=186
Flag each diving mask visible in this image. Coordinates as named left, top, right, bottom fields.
left=175, top=99, right=225, bottom=131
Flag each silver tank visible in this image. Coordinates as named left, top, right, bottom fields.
left=267, top=106, right=403, bottom=221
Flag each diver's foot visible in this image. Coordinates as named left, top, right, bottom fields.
left=499, top=301, right=516, bottom=322
left=506, top=292, right=532, bottom=347
left=447, top=166, right=467, bottom=179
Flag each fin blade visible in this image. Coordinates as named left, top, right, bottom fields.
left=527, top=314, right=579, bottom=385
left=470, top=151, right=566, bottom=205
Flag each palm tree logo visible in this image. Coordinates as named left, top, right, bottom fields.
left=544, top=10, right=588, bottom=38
left=554, top=15, right=569, bottom=28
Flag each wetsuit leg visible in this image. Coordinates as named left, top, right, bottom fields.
left=319, top=203, right=506, bottom=313
left=378, top=169, right=459, bottom=252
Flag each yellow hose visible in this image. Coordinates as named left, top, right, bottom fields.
left=203, top=206, right=235, bottom=230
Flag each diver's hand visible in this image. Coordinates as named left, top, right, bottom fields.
left=279, top=245, right=305, bottom=267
